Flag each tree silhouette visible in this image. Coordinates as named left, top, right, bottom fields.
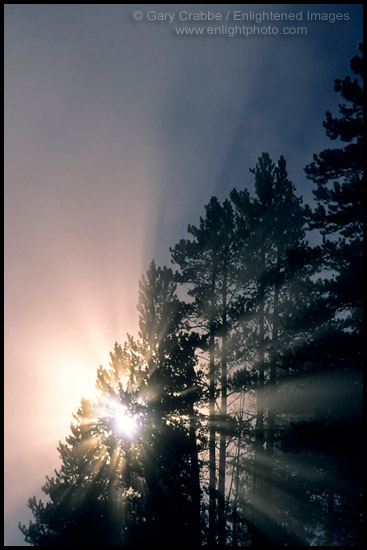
left=19, top=397, right=133, bottom=545
left=171, top=197, right=239, bottom=545
left=20, top=44, right=363, bottom=548
left=20, top=262, right=201, bottom=546
left=133, top=260, right=201, bottom=545
left=300, top=42, right=363, bottom=546
left=230, top=152, right=311, bottom=545
left=305, top=42, right=363, bottom=333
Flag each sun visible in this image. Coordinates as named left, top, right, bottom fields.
left=104, top=398, right=140, bottom=440
left=114, top=408, right=139, bottom=439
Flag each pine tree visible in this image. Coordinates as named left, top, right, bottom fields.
left=305, top=42, right=363, bottom=332
left=171, top=197, right=238, bottom=545
left=19, top=42, right=363, bottom=549
left=230, top=152, right=311, bottom=545
left=20, top=261, right=201, bottom=546
left=134, top=260, right=201, bottom=546
left=19, top=397, right=135, bottom=545
left=300, top=42, right=363, bottom=545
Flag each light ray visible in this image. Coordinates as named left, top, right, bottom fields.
left=100, top=397, right=140, bottom=440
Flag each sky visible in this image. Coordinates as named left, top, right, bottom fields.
left=4, top=4, right=363, bottom=546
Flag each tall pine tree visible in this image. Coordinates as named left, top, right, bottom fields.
left=20, top=261, right=201, bottom=546
left=171, top=197, right=238, bottom=545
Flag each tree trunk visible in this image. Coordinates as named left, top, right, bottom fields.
left=209, top=327, right=216, bottom=545
left=266, top=266, right=279, bottom=461
left=232, top=407, right=243, bottom=547
left=189, top=408, right=201, bottom=545
left=218, top=259, right=228, bottom=546
left=263, top=272, right=280, bottom=543
left=252, top=253, right=266, bottom=546
left=209, top=267, right=217, bottom=546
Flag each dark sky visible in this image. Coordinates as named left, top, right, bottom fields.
left=4, top=4, right=363, bottom=545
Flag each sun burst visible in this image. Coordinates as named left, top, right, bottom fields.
left=102, top=398, right=140, bottom=440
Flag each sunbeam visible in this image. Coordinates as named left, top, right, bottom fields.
left=100, top=398, right=140, bottom=440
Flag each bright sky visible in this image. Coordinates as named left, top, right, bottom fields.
left=4, top=4, right=362, bottom=545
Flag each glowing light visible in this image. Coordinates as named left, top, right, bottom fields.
left=115, top=411, right=139, bottom=439
left=105, top=398, right=140, bottom=440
